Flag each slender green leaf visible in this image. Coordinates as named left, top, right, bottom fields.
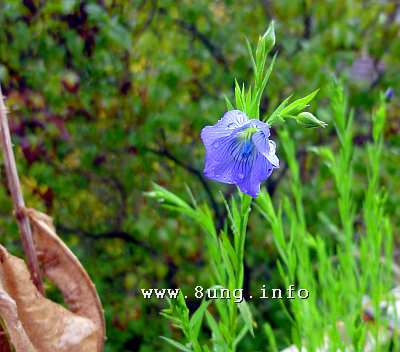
left=238, top=300, right=254, bottom=337
left=160, top=337, right=193, bottom=352
left=189, top=300, right=211, bottom=341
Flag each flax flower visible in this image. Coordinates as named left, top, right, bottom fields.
left=201, top=110, right=279, bottom=197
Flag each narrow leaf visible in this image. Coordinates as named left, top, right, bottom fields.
left=189, top=300, right=210, bottom=341
left=159, top=337, right=192, bottom=352
left=280, top=89, right=319, bottom=116
left=238, top=300, right=254, bottom=337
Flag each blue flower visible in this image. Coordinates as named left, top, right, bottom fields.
left=201, top=110, right=279, bottom=197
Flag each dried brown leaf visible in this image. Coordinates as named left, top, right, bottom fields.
left=0, top=208, right=106, bottom=352
left=0, top=280, right=35, bottom=352
left=0, top=245, right=99, bottom=352
left=26, top=208, right=105, bottom=348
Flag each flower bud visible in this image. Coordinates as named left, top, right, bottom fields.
left=296, top=112, right=327, bottom=128
left=261, top=21, right=275, bottom=54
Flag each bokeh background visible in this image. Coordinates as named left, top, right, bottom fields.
left=0, top=1, right=399, bottom=351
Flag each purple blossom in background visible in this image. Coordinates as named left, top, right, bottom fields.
left=385, top=87, right=394, bottom=102
left=201, top=110, right=279, bottom=198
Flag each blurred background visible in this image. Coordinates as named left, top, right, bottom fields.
left=0, top=0, right=399, bottom=351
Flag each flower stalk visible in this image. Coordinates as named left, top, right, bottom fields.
left=0, top=84, right=44, bottom=294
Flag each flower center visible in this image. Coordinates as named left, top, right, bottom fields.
left=238, top=127, right=258, bottom=158
left=240, top=127, right=259, bottom=140
left=241, top=140, right=253, bottom=157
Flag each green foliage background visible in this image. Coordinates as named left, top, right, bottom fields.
left=0, top=0, right=399, bottom=350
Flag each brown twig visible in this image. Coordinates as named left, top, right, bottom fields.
left=0, top=84, right=44, bottom=294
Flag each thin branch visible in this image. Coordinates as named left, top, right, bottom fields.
left=261, top=0, right=274, bottom=19
left=0, top=84, right=44, bottom=293
left=302, top=1, right=312, bottom=39
left=58, top=225, right=158, bottom=257
left=133, top=0, right=158, bottom=36
left=303, top=13, right=312, bottom=39
left=157, top=8, right=228, bottom=71
left=174, top=17, right=228, bottom=71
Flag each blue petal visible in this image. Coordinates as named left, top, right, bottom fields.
left=252, top=131, right=279, bottom=167
left=216, top=110, right=248, bottom=128
left=204, top=132, right=249, bottom=182
left=201, top=110, right=277, bottom=197
left=235, top=152, right=274, bottom=197
left=202, top=124, right=253, bottom=164
left=201, top=110, right=248, bottom=148
left=203, top=156, right=239, bottom=184
left=204, top=139, right=274, bottom=197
